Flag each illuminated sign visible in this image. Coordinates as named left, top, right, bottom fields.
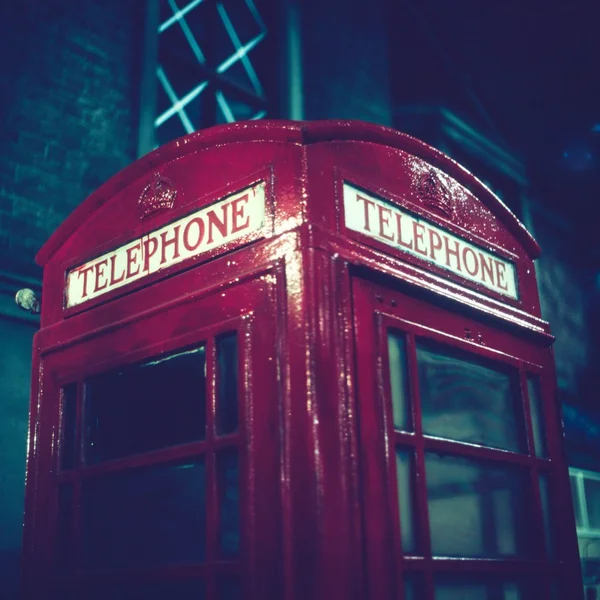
left=343, top=183, right=518, bottom=299
left=66, top=183, right=266, bottom=308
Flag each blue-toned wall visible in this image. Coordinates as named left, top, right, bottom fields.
left=0, top=1, right=140, bottom=597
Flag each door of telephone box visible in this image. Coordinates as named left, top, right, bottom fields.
left=27, top=275, right=282, bottom=600
left=352, top=275, right=577, bottom=600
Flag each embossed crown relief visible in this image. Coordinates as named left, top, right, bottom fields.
left=138, top=172, right=177, bottom=219
left=416, top=168, right=454, bottom=219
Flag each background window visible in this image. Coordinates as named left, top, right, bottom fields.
left=569, top=468, right=600, bottom=592
left=153, top=0, right=272, bottom=147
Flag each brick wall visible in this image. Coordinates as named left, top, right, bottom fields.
left=0, top=2, right=142, bottom=597
left=0, top=0, right=142, bottom=276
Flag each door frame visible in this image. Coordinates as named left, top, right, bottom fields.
left=351, top=273, right=581, bottom=600
left=25, top=274, right=283, bottom=600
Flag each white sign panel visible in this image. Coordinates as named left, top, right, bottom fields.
left=343, top=183, right=518, bottom=299
left=66, top=183, right=266, bottom=308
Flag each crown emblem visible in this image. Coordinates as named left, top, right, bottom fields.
left=417, top=169, right=454, bottom=218
left=138, top=172, right=177, bottom=218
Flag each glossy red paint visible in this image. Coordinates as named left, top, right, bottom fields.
left=23, top=120, right=582, bottom=600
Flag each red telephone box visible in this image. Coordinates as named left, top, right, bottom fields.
left=22, top=120, right=583, bottom=600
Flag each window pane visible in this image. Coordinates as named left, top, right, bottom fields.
left=425, top=453, right=531, bottom=558
left=216, top=333, right=239, bottom=435
left=539, top=473, right=554, bottom=557
left=436, top=582, right=488, bottom=600
left=570, top=475, right=583, bottom=527
left=403, top=572, right=423, bottom=600
left=218, top=450, right=241, bottom=558
left=527, top=374, right=547, bottom=457
left=84, top=346, right=206, bottom=464
left=56, top=484, right=73, bottom=573
left=395, top=449, right=418, bottom=553
left=417, top=342, right=524, bottom=452
left=584, top=478, right=600, bottom=529
left=158, top=19, right=207, bottom=98
left=435, top=580, right=535, bottom=600
left=82, top=460, right=206, bottom=569
left=388, top=332, right=412, bottom=431
left=61, top=383, right=77, bottom=470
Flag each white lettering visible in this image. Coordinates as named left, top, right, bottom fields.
left=343, top=183, right=518, bottom=299
left=66, top=183, right=266, bottom=308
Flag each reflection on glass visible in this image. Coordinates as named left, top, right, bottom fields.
left=61, top=383, right=77, bottom=470
left=425, top=453, right=531, bottom=558
left=539, top=474, right=553, bottom=557
left=84, top=346, right=206, bottom=464
left=403, top=572, right=423, bottom=600
left=435, top=578, right=535, bottom=600
left=216, top=333, right=239, bottom=436
left=436, top=582, right=487, bottom=600
left=417, top=342, right=524, bottom=452
left=56, top=484, right=73, bottom=572
left=585, top=478, right=600, bottom=529
left=82, top=460, right=206, bottom=569
left=86, top=579, right=206, bottom=600
left=218, top=450, right=240, bottom=558
left=527, top=375, right=547, bottom=457
left=395, top=449, right=417, bottom=553
left=388, top=332, right=412, bottom=431
left=217, top=577, right=242, bottom=600
left=570, top=476, right=582, bottom=527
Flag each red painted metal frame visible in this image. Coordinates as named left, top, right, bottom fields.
left=26, top=274, right=282, bottom=599
left=351, top=276, right=580, bottom=599
left=23, top=120, right=582, bottom=600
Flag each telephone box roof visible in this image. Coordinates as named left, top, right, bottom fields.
left=36, top=119, right=540, bottom=267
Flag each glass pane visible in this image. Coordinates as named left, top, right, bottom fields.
left=570, top=475, right=583, bottom=527
left=220, top=0, right=263, bottom=45
left=395, top=449, right=418, bottom=553
left=436, top=582, right=487, bottom=600
left=84, top=346, right=206, bottom=464
left=388, top=332, right=412, bottom=431
left=56, top=484, right=73, bottom=572
left=403, top=572, right=423, bottom=600
left=86, top=579, right=206, bottom=600
left=216, top=333, right=239, bottom=435
left=435, top=578, right=536, bottom=600
left=216, top=91, right=263, bottom=124
left=218, top=450, right=240, bottom=558
left=539, top=473, right=554, bottom=557
left=217, top=577, right=242, bottom=600
left=425, top=453, right=531, bottom=558
left=585, top=478, right=600, bottom=529
left=417, top=341, right=524, bottom=452
left=82, top=460, right=206, bottom=569
left=61, top=383, right=77, bottom=470
left=185, top=88, right=216, bottom=131
left=527, top=374, right=547, bottom=457
left=226, top=61, right=260, bottom=96
left=158, top=21, right=206, bottom=98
